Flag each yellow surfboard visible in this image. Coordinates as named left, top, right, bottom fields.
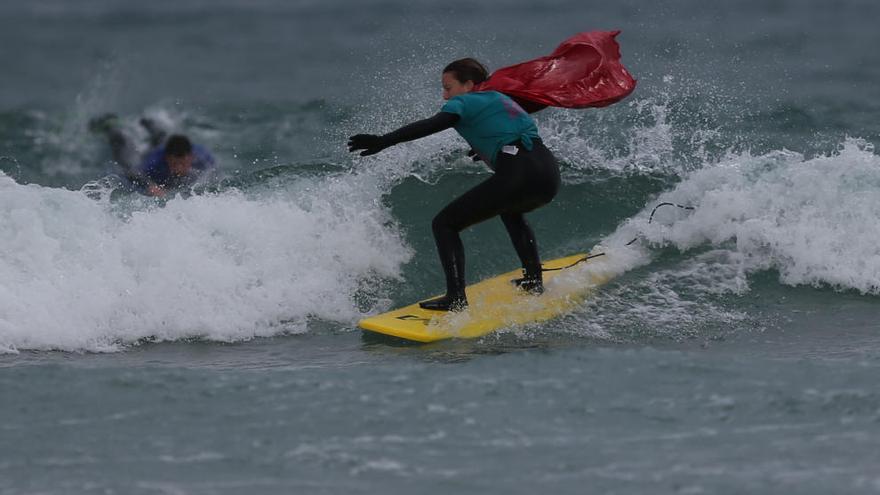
left=359, top=252, right=616, bottom=342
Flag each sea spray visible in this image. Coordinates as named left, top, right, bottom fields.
left=623, top=138, right=880, bottom=294
left=0, top=171, right=411, bottom=352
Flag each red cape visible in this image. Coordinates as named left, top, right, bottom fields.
left=476, top=31, right=636, bottom=113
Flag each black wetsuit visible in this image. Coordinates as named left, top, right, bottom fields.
left=366, top=109, right=560, bottom=307
left=431, top=137, right=559, bottom=303
left=349, top=97, right=560, bottom=310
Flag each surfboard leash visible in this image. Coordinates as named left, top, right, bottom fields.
left=624, top=202, right=695, bottom=246
left=540, top=202, right=695, bottom=273
left=540, top=252, right=606, bottom=273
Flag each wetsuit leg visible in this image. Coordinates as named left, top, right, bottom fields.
left=140, top=118, right=168, bottom=147
left=500, top=213, right=541, bottom=277
left=423, top=174, right=510, bottom=310
left=107, top=129, right=140, bottom=171
left=88, top=115, right=141, bottom=175
left=501, top=143, right=559, bottom=292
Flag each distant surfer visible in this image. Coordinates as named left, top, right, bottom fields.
left=90, top=114, right=216, bottom=197
left=348, top=59, right=560, bottom=311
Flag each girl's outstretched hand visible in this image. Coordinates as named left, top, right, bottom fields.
left=348, top=134, right=388, bottom=156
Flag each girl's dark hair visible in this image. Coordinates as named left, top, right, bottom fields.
left=443, top=58, right=489, bottom=85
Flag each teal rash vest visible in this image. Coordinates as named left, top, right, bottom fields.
left=440, top=91, right=541, bottom=167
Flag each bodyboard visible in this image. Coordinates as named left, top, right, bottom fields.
left=359, top=252, right=615, bottom=342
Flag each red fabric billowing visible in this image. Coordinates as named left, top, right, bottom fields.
left=476, top=31, right=636, bottom=113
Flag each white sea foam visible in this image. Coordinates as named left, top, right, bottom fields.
left=0, top=171, right=411, bottom=353
left=558, top=138, right=880, bottom=341
left=566, top=250, right=752, bottom=342
left=620, top=138, right=880, bottom=294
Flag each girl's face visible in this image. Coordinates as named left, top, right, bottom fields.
left=442, top=72, right=474, bottom=100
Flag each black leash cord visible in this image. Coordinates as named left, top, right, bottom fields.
left=540, top=252, right=607, bottom=272
left=541, top=202, right=695, bottom=272
left=624, top=202, right=695, bottom=246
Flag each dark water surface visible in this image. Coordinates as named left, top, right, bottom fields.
left=3, top=0, right=880, bottom=493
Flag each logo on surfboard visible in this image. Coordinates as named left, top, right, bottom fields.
left=395, top=314, right=431, bottom=325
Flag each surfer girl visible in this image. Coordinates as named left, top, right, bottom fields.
left=348, top=58, right=560, bottom=311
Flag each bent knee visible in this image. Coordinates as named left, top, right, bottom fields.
left=435, top=207, right=473, bottom=235
left=432, top=213, right=454, bottom=235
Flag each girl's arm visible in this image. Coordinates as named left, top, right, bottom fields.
left=348, top=112, right=460, bottom=156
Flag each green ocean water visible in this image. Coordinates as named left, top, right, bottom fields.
left=3, top=1, right=880, bottom=493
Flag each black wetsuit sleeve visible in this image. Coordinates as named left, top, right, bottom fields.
left=382, top=112, right=460, bottom=146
